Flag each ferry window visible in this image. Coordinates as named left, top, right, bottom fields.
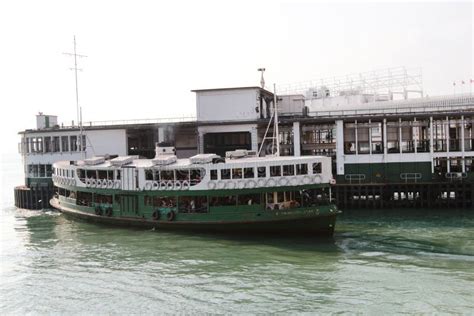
left=210, top=170, right=218, bottom=180
left=94, top=193, right=112, bottom=205
left=238, top=194, right=261, bottom=205
left=145, top=169, right=153, bottom=181
left=214, top=195, right=236, bottom=206
left=178, top=196, right=208, bottom=213
left=176, top=169, right=190, bottom=181
left=78, top=169, right=85, bottom=181
left=77, top=191, right=93, bottom=207
left=257, top=166, right=266, bottom=178
left=266, top=192, right=274, bottom=203
left=53, top=136, right=60, bottom=152
left=277, top=192, right=284, bottom=202
left=283, top=165, right=294, bottom=176
left=44, top=137, right=51, bottom=153
left=61, top=136, right=69, bottom=152
left=296, top=164, right=308, bottom=175
left=312, top=162, right=322, bottom=174
left=107, top=170, right=113, bottom=180
left=86, top=170, right=97, bottom=179
left=153, top=170, right=160, bottom=181
left=190, top=169, right=204, bottom=184
left=116, top=170, right=121, bottom=180
left=270, top=165, right=281, bottom=177
left=153, top=196, right=177, bottom=208
left=98, top=170, right=107, bottom=180
left=144, top=195, right=153, bottom=206
left=232, top=168, right=242, bottom=179
left=70, top=136, right=78, bottom=151
left=221, top=169, right=231, bottom=180
left=161, top=170, right=174, bottom=181
left=244, top=167, right=254, bottom=178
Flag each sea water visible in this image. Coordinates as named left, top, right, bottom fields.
left=1, top=154, right=473, bottom=314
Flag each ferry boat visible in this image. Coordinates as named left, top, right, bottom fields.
left=49, top=146, right=340, bottom=235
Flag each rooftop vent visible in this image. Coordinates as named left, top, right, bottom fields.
left=110, top=156, right=138, bottom=167
left=190, top=154, right=220, bottom=164
left=83, top=156, right=106, bottom=166
left=152, top=155, right=177, bottom=166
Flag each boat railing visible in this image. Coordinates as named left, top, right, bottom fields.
left=344, top=174, right=366, bottom=183
left=400, top=173, right=422, bottom=183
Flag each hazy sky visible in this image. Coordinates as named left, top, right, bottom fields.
left=0, top=0, right=472, bottom=154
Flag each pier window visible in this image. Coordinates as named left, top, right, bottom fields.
left=371, top=122, right=383, bottom=154
left=244, top=167, right=254, bottom=178
left=61, top=136, right=69, bottom=152
left=70, top=136, right=78, bottom=151
left=46, top=164, right=52, bottom=177
left=52, top=136, right=60, bottom=152
left=210, top=170, right=218, bottom=180
left=25, top=138, right=30, bottom=153
left=270, top=165, right=281, bottom=177
left=44, top=137, right=52, bottom=153
left=81, top=135, right=86, bottom=151
left=387, top=121, right=400, bottom=153
left=283, top=165, right=294, bottom=176
left=465, top=157, right=473, bottom=173
left=401, top=121, right=415, bottom=153
left=415, top=120, right=430, bottom=152
left=257, top=166, right=266, bottom=178
left=37, top=137, right=43, bottom=152
left=433, top=157, right=448, bottom=175
left=464, top=118, right=473, bottom=151
left=357, top=122, right=370, bottom=154
left=232, top=168, right=242, bottom=179
left=433, top=119, right=447, bottom=152
left=448, top=117, right=462, bottom=152
left=449, top=157, right=463, bottom=173
left=238, top=194, right=261, bottom=205
left=221, top=169, right=231, bottom=180
left=343, top=123, right=356, bottom=154
left=312, top=162, right=322, bottom=174
left=296, top=163, right=308, bottom=175
left=178, top=196, right=208, bottom=213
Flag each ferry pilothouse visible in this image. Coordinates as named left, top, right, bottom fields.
left=50, top=146, right=340, bottom=235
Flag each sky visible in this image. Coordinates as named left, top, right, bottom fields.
left=0, top=0, right=472, bottom=154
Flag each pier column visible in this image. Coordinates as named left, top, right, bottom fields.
left=383, top=119, right=387, bottom=159
left=430, top=116, right=434, bottom=173
left=292, top=121, right=301, bottom=157
left=336, top=120, right=345, bottom=175
left=461, top=115, right=465, bottom=172
left=446, top=116, right=450, bottom=173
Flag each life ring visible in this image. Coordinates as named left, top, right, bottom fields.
left=290, top=176, right=299, bottom=186
left=313, top=175, right=322, bottom=184
left=226, top=182, right=236, bottom=190
left=71, top=179, right=77, bottom=186
left=207, top=181, right=217, bottom=189
left=278, top=177, right=289, bottom=187
left=95, top=206, right=102, bottom=216
left=266, top=178, right=276, bottom=187
left=105, top=207, right=113, bottom=217
left=152, top=210, right=160, bottom=220
left=167, top=210, right=175, bottom=221
left=302, top=176, right=311, bottom=185
left=114, top=180, right=121, bottom=189
left=159, top=181, right=167, bottom=190
left=108, top=180, right=114, bottom=188
left=174, top=181, right=182, bottom=190
left=246, top=180, right=257, bottom=188
left=330, top=178, right=336, bottom=185
left=145, top=181, right=153, bottom=190
left=181, top=181, right=190, bottom=190
left=237, top=181, right=246, bottom=189
left=217, top=181, right=226, bottom=189
left=257, top=179, right=266, bottom=187
left=166, top=181, right=174, bottom=190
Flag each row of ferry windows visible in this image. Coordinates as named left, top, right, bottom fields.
left=54, top=168, right=75, bottom=179
left=209, top=163, right=320, bottom=180
left=24, top=135, right=86, bottom=154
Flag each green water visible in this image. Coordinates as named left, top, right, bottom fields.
left=1, top=155, right=474, bottom=313
left=1, top=207, right=473, bottom=314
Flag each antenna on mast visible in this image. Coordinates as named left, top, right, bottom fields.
left=63, top=36, right=87, bottom=157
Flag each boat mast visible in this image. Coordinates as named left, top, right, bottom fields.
left=257, top=68, right=280, bottom=157
left=273, top=83, right=280, bottom=157
left=64, top=36, right=87, bottom=158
